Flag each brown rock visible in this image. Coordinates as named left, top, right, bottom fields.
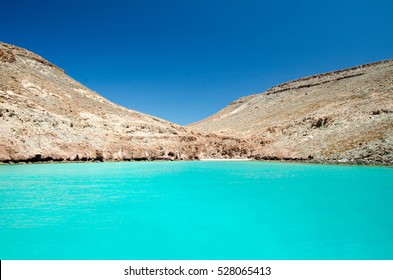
left=0, top=42, right=251, bottom=163
left=190, top=60, right=393, bottom=165
left=2, top=41, right=392, bottom=165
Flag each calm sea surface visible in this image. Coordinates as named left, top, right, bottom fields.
left=0, top=161, right=392, bottom=260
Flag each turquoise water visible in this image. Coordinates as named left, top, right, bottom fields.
left=0, top=161, right=392, bottom=260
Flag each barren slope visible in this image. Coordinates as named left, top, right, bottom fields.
left=0, top=42, right=249, bottom=162
left=190, top=60, right=393, bottom=164
left=2, top=42, right=392, bottom=165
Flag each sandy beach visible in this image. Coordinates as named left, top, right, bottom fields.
left=199, top=158, right=253, bottom=161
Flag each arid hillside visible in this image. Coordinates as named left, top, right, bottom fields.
left=0, top=42, right=248, bottom=162
left=1, top=42, right=392, bottom=164
left=190, top=60, right=393, bottom=164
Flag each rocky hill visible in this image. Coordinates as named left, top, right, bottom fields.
left=1, top=42, right=392, bottom=165
left=0, top=42, right=249, bottom=162
left=190, top=60, right=393, bottom=165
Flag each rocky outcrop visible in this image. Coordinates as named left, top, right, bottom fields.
left=0, top=42, right=252, bottom=163
left=190, top=60, right=393, bottom=165
left=1, top=42, right=392, bottom=165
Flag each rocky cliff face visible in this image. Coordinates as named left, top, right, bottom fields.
left=190, top=60, right=393, bottom=165
left=1, top=42, right=392, bottom=165
left=0, top=42, right=249, bottom=162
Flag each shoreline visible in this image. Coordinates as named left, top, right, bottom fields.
left=0, top=157, right=392, bottom=167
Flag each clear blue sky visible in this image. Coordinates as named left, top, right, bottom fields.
left=2, top=0, right=393, bottom=125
